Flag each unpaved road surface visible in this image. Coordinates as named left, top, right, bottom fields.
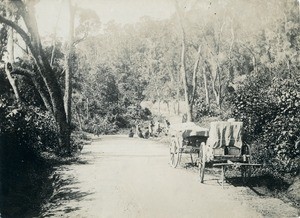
left=43, top=135, right=299, bottom=218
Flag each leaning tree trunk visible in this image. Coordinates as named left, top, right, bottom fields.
left=25, top=1, right=71, bottom=149
left=16, top=47, right=71, bottom=150
left=38, top=51, right=71, bottom=149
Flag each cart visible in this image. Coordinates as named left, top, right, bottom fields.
left=169, top=121, right=261, bottom=187
left=169, top=122, right=209, bottom=168
left=197, top=121, right=261, bottom=187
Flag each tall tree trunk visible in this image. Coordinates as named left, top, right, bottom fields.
left=191, top=45, right=201, bottom=104
left=5, top=1, right=20, bottom=103
left=209, top=61, right=221, bottom=109
left=202, top=66, right=210, bottom=110
left=174, top=0, right=192, bottom=122
left=39, top=52, right=71, bottom=150
left=166, top=101, right=170, bottom=114
left=74, top=104, right=83, bottom=131
left=158, top=100, right=161, bottom=115
left=213, top=79, right=221, bottom=108
left=176, top=89, right=180, bottom=115
left=189, top=45, right=202, bottom=119
left=168, top=67, right=180, bottom=115
left=176, top=74, right=180, bottom=115
left=180, top=41, right=191, bottom=121
left=86, top=97, right=89, bottom=120
left=26, top=1, right=71, bottom=150
left=217, top=65, right=222, bottom=109
left=50, top=1, right=63, bottom=67
left=64, top=0, right=75, bottom=125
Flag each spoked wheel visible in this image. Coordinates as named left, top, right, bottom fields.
left=241, top=143, right=252, bottom=184
left=241, top=165, right=252, bottom=184
left=170, top=138, right=181, bottom=168
left=190, top=154, right=194, bottom=165
left=242, top=142, right=252, bottom=163
left=198, top=142, right=206, bottom=183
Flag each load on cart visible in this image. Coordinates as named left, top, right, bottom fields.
left=169, top=122, right=209, bottom=168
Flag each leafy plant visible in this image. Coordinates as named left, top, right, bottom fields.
left=230, top=73, right=300, bottom=176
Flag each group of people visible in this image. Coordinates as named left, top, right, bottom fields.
left=129, top=119, right=170, bottom=139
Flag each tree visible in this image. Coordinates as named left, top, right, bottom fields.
left=0, top=0, right=70, bottom=151
left=174, top=0, right=203, bottom=121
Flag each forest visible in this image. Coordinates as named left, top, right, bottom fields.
left=0, top=0, right=299, bottom=216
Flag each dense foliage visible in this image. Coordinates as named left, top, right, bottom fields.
left=0, top=102, right=58, bottom=153
left=230, top=74, right=300, bottom=176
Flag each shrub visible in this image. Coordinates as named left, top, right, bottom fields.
left=0, top=99, right=59, bottom=155
left=230, top=73, right=300, bottom=176
left=0, top=99, right=56, bottom=217
left=80, top=104, right=152, bottom=135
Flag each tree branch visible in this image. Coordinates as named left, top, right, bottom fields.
left=5, top=63, right=21, bottom=102
left=0, top=14, right=34, bottom=52
left=73, top=32, right=88, bottom=46
left=14, top=40, right=31, bottom=56
left=11, top=67, right=35, bottom=77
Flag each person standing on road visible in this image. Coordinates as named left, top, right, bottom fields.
left=149, top=121, right=154, bottom=137
left=136, top=124, right=144, bottom=138
left=129, top=128, right=134, bottom=137
left=155, top=121, right=161, bottom=135
left=144, top=127, right=150, bottom=139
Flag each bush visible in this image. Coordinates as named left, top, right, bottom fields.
left=230, top=73, right=300, bottom=176
left=193, top=98, right=212, bottom=119
left=0, top=99, right=57, bottom=217
left=0, top=99, right=59, bottom=154
left=80, top=104, right=152, bottom=135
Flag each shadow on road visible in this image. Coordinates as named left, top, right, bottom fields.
left=41, top=165, right=94, bottom=217
left=226, top=175, right=291, bottom=199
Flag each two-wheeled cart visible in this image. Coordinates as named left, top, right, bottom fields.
left=197, top=121, right=261, bottom=187
left=169, top=122, right=209, bottom=168
left=169, top=121, right=261, bottom=187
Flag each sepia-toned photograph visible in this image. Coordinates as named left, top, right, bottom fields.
left=0, top=0, right=299, bottom=217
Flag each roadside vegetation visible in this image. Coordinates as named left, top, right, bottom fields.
left=0, top=0, right=299, bottom=216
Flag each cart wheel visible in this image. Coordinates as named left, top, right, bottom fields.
left=241, top=166, right=251, bottom=184
left=170, top=138, right=180, bottom=168
left=190, top=154, right=194, bottom=164
left=198, top=142, right=206, bottom=183
left=242, top=142, right=252, bottom=163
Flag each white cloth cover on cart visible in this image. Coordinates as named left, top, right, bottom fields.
left=205, top=121, right=243, bottom=161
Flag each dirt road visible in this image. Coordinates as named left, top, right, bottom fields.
left=43, top=135, right=298, bottom=218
